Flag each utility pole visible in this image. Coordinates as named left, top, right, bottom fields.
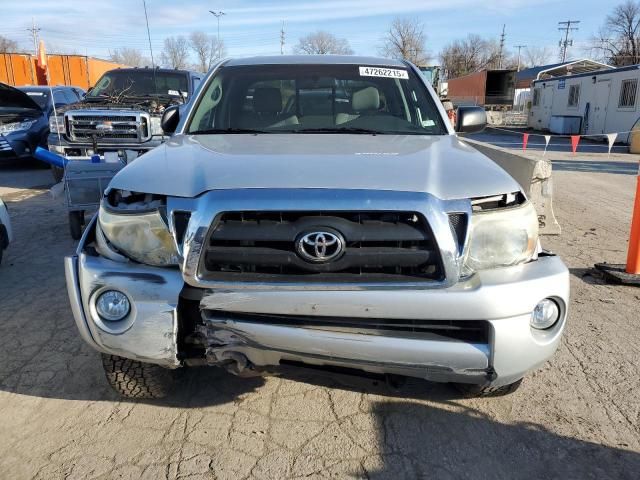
left=280, top=20, right=285, bottom=55
left=209, top=10, right=225, bottom=58
left=27, top=17, right=41, bottom=55
left=558, top=20, right=580, bottom=62
left=514, top=44, right=526, bottom=71
left=498, top=24, right=506, bottom=69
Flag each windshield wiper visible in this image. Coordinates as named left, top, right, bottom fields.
left=190, top=128, right=271, bottom=135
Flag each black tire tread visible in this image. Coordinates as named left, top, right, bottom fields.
left=101, top=354, right=176, bottom=399
left=51, top=165, right=64, bottom=183
left=69, top=211, right=83, bottom=240
left=454, top=378, right=523, bottom=398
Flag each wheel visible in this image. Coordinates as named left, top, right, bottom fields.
left=453, top=378, right=523, bottom=398
left=101, top=354, right=178, bottom=399
left=51, top=164, right=64, bottom=182
left=69, top=211, right=83, bottom=240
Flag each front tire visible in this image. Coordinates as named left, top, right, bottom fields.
left=101, top=354, right=178, bottom=399
left=69, top=211, right=84, bottom=240
left=453, top=378, right=523, bottom=398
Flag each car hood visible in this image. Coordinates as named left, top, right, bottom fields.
left=110, top=134, right=521, bottom=200
left=0, top=82, right=42, bottom=111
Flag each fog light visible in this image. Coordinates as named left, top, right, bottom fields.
left=531, top=298, right=560, bottom=330
left=95, top=290, right=130, bottom=322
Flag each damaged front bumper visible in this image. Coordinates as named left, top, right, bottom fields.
left=48, top=134, right=165, bottom=161
left=65, top=220, right=569, bottom=386
left=65, top=226, right=182, bottom=367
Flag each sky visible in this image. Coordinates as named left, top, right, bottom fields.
left=2, top=0, right=615, bottom=64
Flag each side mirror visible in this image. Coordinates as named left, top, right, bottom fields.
left=455, top=106, right=487, bottom=134
left=161, top=105, right=180, bottom=134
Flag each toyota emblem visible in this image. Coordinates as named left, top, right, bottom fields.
left=296, top=231, right=344, bottom=263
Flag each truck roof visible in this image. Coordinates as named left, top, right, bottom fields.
left=225, top=55, right=407, bottom=68
left=111, top=67, right=198, bottom=75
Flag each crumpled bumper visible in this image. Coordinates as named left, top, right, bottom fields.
left=65, top=251, right=182, bottom=368
left=66, top=230, right=569, bottom=385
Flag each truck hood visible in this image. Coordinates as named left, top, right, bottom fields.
left=0, top=82, right=42, bottom=112
left=110, top=133, right=521, bottom=200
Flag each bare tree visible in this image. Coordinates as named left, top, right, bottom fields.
left=160, top=36, right=190, bottom=69
left=189, top=31, right=226, bottom=72
left=589, top=1, right=640, bottom=66
left=379, top=18, right=430, bottom=65
left=109, top=47, right=149, bottom=67
left=439, top=34, right=500, bottom=78
left=293, top=31, right=353, bottom=55
left=0, top=35, right=18, bottom=53
left=523, top=46, right=554, bottom=67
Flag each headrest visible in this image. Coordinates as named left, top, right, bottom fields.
left=253, top=87, right=282, bottom=114
left=352, top=87, right=380, bottom=112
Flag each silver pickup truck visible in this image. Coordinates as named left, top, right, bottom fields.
left=65, top=56, right=569, bottom=398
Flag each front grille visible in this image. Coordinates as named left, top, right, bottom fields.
left=200, top=211, right=444, bottom=283
left=202, top=310, right=489, bottom=343
left=66, top=111, right=149, bottom=143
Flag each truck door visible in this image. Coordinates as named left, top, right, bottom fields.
left=590, top=79, right=611, bottom=135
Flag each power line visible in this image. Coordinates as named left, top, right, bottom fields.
left=558, top=20, right=580, bottom=62
left=514, top=44, right=526, bottom=71
left=498, top=24, right=506, bottom=69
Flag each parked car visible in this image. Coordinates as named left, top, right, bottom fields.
left=48, top=67, right=203, bottom=182
left=0, top=197, right=12, bottom=264
left=0, top=84, right=81, bottom=163
left=65, top=55, right=570, bottom=399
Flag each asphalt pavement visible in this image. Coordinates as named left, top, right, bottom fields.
left=0, top=149, right=638, bottom=479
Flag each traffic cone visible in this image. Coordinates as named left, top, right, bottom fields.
left=626, top=173, right=640, bottom=274
left=595, top=161, right=640, bottom=285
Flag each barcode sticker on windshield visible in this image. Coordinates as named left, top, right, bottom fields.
left=359, top=66, right=408, bottom=79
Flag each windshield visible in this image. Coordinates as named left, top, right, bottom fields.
left=186, top=64, right=447, bottom=135
left=17, top=89, right=49, bottom=110
left=88, top=70, right=189, bottom=99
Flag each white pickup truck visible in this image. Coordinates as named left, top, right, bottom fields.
left=65, top=55, right=569, bottom=398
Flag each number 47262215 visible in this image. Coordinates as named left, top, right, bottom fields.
left=359, top=66, right=409, bottom=79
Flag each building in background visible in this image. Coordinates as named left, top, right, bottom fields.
left=528, top=64, right=640, bottom=142
left=0, top=53, right=129, bottom=89
left=514, top=59, right=611, bottom=108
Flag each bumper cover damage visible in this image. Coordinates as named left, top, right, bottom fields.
left=65, top=219, right=569, bottom=386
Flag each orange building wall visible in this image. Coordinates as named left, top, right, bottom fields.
left=0, top=54, right=35, bottom=86
left=0, top=53, right=128, bottom=89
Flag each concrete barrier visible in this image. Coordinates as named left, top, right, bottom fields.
left=463, top=138, right=561, bottom=235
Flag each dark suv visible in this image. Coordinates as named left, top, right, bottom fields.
left=48, top=67, right=203, bottom=181
left=0, top=84, right=81, bottom=163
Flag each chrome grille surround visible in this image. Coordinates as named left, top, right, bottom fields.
left=168, top=189, right=471, bottom=291
left=65, top=109, right=151, bottom=143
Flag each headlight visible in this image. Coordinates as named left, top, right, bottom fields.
left=463, top=202, right=538, bottom=274
left=49, top=115, right=66, bottom=135
left=0, top=119, right=37, bottom=134
left=150, top=116, right=163, bottom=136
left=98, top=204, right=179, bottom=266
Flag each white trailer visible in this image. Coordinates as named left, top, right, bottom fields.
left=528, top=64, right=640, bottom=143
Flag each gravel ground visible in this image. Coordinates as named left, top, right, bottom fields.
left=0, top=148, right=638, bottom=479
